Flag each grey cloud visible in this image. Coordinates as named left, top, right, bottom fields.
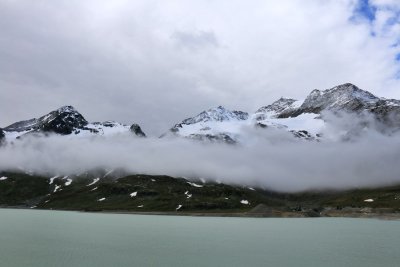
left=1, top=1, right=400, bottom=136
left=171, top=30, right=219, bottom=50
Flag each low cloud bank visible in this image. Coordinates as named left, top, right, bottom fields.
left=1, top=121, right=400, bottom=192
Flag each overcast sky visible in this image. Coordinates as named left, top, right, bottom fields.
left=1, top=0, right=400, bottom=135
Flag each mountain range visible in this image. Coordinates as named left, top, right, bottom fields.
left=1, top=83, right=400, bottom=144
left=2, top=82, right=400, bottom=216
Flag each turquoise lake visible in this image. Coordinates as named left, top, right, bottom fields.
left=0, top=209, right=399, bottom=267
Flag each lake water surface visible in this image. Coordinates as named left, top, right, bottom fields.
left=0, top=209, right=399, bottom=267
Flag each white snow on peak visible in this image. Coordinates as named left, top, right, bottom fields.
left=56, top=105, right=79, bottom=114
left=168, top=98, right=324, bottom=143
left=301, top=84, right=380, bottom=111
left=3, top=130, right=31, bottom=140
left=72, top=122, right=131, bottom=138
left=182, top=106, right=249, bottom=124
left=176, top=119, right=250, bottom=138
left=384, top=99, right=400, bottom=107
left=255, top=98, right=303, bottom=120
left=3, top=121, right=133, bottom=141
left=168, top=106, right=249, bottom=140
left=256, top=113, right=325, bottom=136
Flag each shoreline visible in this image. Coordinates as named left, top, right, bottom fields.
left=2, top=206, right=399, bottom=220
left=91, top=210, right=400, bottom=220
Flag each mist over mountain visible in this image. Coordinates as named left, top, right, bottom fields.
left=1, top=83, right=400, bottom=192
left=2, top=105, right=146, bottom=140
left=162, top=83, right=400, bottom=143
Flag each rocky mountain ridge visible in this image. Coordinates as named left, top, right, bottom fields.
left=2, top=83, right=400, bottom=144
left=1, top=105, right=146, bottom=141
left=166, top=83, right=400, bottom=143
left=278, top=83, right=400, bottom=120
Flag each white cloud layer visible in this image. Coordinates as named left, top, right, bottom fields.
left=1, top=0, right=400, bottom=134
left=1, top=112, right=400, bottom=192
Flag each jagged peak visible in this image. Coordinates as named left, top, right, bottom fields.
left=301, top=83, right=379, bottom=111
left=277, top=97, right=297, bottom=102
left=40, top=105, right=87, bottom=123
left=314, top=83, right=377, bottom=99
left=181, top=106, right=249, bottom=125
left=255, top=98, right=300, bottom=120
left=332, top=82, right=358, bottom=89
left=213, top=105, right=225, bottom=110
left=55, top=105, right=78, bottom=113
left=49, top=105, right=85, bottom=118
left=267, top=97, right=298, bottom=107
left=256, top=98, right=298, bottom=112
left=2, top=105, right=148, bottom=139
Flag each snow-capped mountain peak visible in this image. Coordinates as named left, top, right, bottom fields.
left=181, top=106, right=249, bottom=125
left=55, top=105, right=81, bottom=114
left=165, top=106, right=250, bottom=143
left=300, top=83, right=379, bottom=112
left=164, top=83, right=396, bottom=144
left=2, top=106, right=146, bottom=141
left=38, top=105, right=88, bottom=134
left=4, top=105, right=88, bottom=134
left=3, top=83, right=400, bottom=145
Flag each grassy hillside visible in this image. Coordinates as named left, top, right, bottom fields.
left=1, top=171, right=400, bottom=216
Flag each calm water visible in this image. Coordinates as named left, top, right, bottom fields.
left=0, top=209, right=399, bottom=267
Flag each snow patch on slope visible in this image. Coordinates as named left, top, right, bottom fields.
left=256, top=113, right=325, bottom=136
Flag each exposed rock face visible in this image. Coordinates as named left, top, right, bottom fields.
left=165, top=83, right=400, bottom=144
left=186, top=133, right=237, bottom=144
left=0, top=128, right=4, bottom=143
left=290, top=130, right=315, bottom=141
left=130, top=124, right=146, bottom=137
left=301, top=83, right=378, bottom=111
left=267, top=83, right=400, bottom=132
left=276, top=83, right=397, bottom=118
left=255, top=98, right=299, bottom=120
left=178, top=106, right=249, bottom=125
left=2, top=83, right=399, bottom=145
left=4, top=106, right=88, bottom=135
left=367, top=99, right=400, bottom=128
